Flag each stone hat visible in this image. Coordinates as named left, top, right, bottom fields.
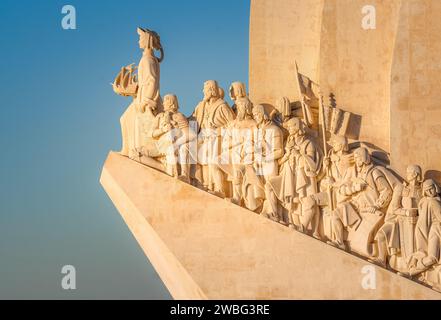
left=423, top=179, right=440, bottom=193
left=137, top=27, right=164, bottom=62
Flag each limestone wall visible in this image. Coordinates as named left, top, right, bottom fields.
left=249, top=0, right=441, bottom=182
left=390, top=0, right=441, bottom=182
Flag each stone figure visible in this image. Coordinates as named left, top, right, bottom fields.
left=342, top=147, right=394, bottom=257
left=263, top=118, right=321, bottom=237
left=229, top=82, right=247, bottom=114
left=191, top=80, right=235, bottom=196
left=218, top=86, right=225, bottom=100
left=149, top=94, right=195, bottom=181
left=374, top=165, right=423, bottom=270
left=220, top=97, right=264, bottom=210
left=271, top=97, right=292, bottom=129
left=135, top=27, right=163, bottom=115
left=320, top=135, right=357, bottom=249
left=408, top=179, right=441, bottom=275
left=288, top=118, right=321, bottom=236
left=265, top=118, right=322, bottom=235
left=119, top=27, right=164, bottom=160
left=250, top=104, right=283, bottom=221
left=251, top=104, right=284, bottom=180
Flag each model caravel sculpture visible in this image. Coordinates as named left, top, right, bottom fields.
left=109, top=26, right=441, bottom=293
left=112, top=64, right=138, bottom=97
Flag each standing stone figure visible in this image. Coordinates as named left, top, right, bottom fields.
left=290, top=118, right=321, bottom=237
left=320, top=135, right=357, bottom=249
left=120, top=27, right=163, bottom=160
left=374, top=165, right=423, bottom=270
left=252, top=104, right=284, bottom=182
left=191, top=80, right=235, bottom=196
left=409, top=179, right=441, bottom=275
left=229, top=82, right=247, bottom=115
left=222, top=97, right=264, bottom=210
left=292, top=118, right=321, bottom=234
left=251, top=105, right=283, bottom=221
left=264, top=117, right=321, bottom=231
left=262, top=117, right=299, bottom=223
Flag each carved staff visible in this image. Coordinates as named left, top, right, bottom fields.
left=319, top=92, right=334, bottom=211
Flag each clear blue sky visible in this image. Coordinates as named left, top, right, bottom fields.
left=0, top=0, right=250, bottom=299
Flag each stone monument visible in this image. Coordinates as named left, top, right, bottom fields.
left=101, top=0, right=441, bottom=299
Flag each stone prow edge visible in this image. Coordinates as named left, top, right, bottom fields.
left=100, top=151, right=207, bottom=300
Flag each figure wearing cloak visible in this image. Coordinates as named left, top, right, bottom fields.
left=265, top=118, right=321, bottom=235
left=374, top=165, right=423, bottom=271
left=408, top=179, right=441, bottom=275
left=120, top=27, right=163, bottom=160
left=219, top=97, right=264, bottom=211
left=320, top=135, right=356, bottom=248
left=341, top=148, right=394, bottom=258
left=190, top=80, right=235, bottom=195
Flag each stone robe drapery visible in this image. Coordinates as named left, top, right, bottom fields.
left=267, top=134, right=320, bottom=208
left=120, top=52, right=161, bottom=158
left=191, top=98, right=235, bottom=192
left=254, top=122, right=283, bottom=181
left=347, top=164, right=393, bottom=256
left=415, top=195, right=441, bottom=260
left=380, top=184, right=421, bottom=256
left=293, top=135, right=321, bottom=199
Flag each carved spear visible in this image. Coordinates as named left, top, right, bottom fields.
left=319, top=92, right=334, bottom=211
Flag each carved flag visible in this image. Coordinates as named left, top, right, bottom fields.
left=294, top=62, right=320, bottom=129
left=322, top=104, right=352, bottom=137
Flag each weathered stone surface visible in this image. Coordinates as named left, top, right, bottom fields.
left=100, top=152, right=441, bottom=299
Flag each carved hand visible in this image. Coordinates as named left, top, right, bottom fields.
left=278, top=155, right=288, bottom=166
left=366, top=206, right=378, bottom=214
left=162, top=123, right=172, bottom=133
left=323, top=156, right=331, bottom=168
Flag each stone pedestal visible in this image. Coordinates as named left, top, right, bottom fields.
left=100, top=152, right=441, bottom=299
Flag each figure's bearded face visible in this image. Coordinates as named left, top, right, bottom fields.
left=354, top=154, right=363, bottom=169
left=253, top=111, right=264, bottom=125
left=236, top=104, right=246, bottom=120
left=164, top=100, right=174, bottom=112
left=203, top=84, right=217, bottom=101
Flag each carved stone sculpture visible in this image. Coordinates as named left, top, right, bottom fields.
left=190, top=80, right=235, bottom=196
left=229, top=82, right=247, bottom=115
left=262, top=117, right=321, bottom=237
left=374, top=165, right=423, bottom=271
left=251, top=104, right=283, bottom=180
left=107, top=22, right=441, bottom=295
left=148, top=94, right=195, bottom=181
left=220, top=97, right=264, bottom=210
left=115, top=28, right=163, bottom=159
left=409, top=179, right=441, bottom=276
left=321, top=135, right=356, bottom=249
left=271, top=97, right=291, bottom=128
left=344, top=147, right=395, bottom=257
